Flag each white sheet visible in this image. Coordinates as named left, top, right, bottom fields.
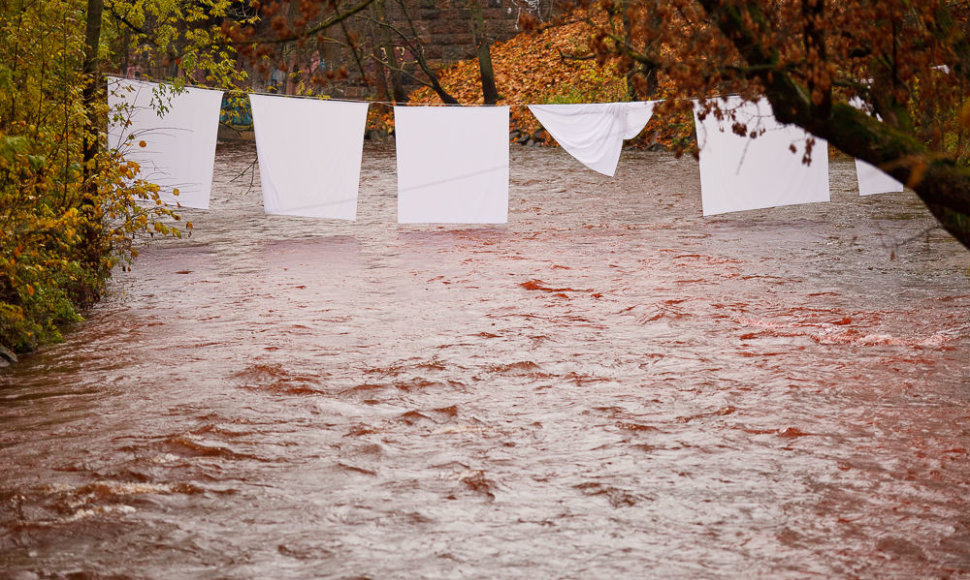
left=249, top=95, right=369, bottom=219
left=693, top=96, right=830, bottom=216
left=856, top=159, right=905, bottom=196
left=527, top=101, right=656, bottom=176
left=848, top=99, right=905, bottom=196
left=395, top=106, right=510, bottom=224
left=107, top=78, right=223, bottom=209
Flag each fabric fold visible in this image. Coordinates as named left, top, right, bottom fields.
left=107, top=78, right=223, bottom=209
left=693, top=96, right=830, bottom=216
left=395, top=105, right=510, bottom=224
left=527, top=101, right=656, bottom=176
left=249, top=95, right=369, bottom=220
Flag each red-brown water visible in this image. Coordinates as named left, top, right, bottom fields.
left=1, top=142, right=969, bottom=578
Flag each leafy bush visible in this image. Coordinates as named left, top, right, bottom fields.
left=0, top=0, right=183, bottom=353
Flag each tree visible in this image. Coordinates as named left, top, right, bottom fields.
left=104, top=0, right=255, bottom=86
left=372, top=0, right=460, bottom=104
left=227, top=0, right=518, bottom=105
left=591, top=0, right=970, bottom=250
left=469, top=0, right=500, bottom=104
left=374, top=0, right=408, bottom=103
left=0, top=0, right=193, bottom=352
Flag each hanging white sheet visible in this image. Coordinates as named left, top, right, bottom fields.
left=107, top=78, right=223, bottom=209
left=693, top=96, right=830, bottom=216
left=249, top=95, right=369, bottom=219
left=847, top=99, right=905, bottom=196
left=527, top=101, right=656, bottom=176
left=395, top=105, right=510, bottom=224
left=856, top=159, right=904, bottom=196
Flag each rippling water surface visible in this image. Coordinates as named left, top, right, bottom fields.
left=2, top=142, right=969, bottom=578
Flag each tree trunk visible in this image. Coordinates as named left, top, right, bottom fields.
left=364, top=3, right=390, bottom=101
left=82, top=0, right=103, bottom=181
left=422, top=64, right=460, bottom=105
left=468, top=0, right=499, bottom=104
left=377, top=0, right=408, bottom=103
left=80, top=0, right=106, bottom=304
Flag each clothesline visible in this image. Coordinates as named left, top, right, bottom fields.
left=109, top=74, right=702, bottom=108
left=107, top=76, right=904, bottom=224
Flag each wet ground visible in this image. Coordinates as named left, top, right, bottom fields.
left=1, top=142, right=969, bottom=578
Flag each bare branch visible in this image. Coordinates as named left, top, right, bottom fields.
left=260, top=0, right=377, bottom=44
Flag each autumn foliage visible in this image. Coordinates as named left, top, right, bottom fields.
left=409, top=14, right=624, bottom=132
left=410, top=1, right=970, bottom=247
left=402, top=7, right=693, bottom=149
left=587, top=0, right=970, bottom=246
left=0, top=0, right=187, bottom=353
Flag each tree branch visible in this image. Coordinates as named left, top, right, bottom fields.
left=694, top=0, right=970, bottom=250
left=366, top=53, right=435, bottom=91
left=382, top=0, right=458, bottom=104
left=106, top=5, right=146, bottom=34
left=261, top=0, right=377, bottom=44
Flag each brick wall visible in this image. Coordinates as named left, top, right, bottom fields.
left=390, top=0, right=521, bottom=65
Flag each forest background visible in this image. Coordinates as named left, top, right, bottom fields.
left=0, top=0, right=968, bottom=357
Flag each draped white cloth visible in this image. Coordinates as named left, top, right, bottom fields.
left=107, top=78, right=223, bottom=209
left=847, top=99, right=905, bottom=196
left=693, top=97, right=830, bottom=216
left=249, top=95, right=369, bottom=219
left=395, top=106, right=510, bottom=224
left=527, top=101, right=656, bottom=176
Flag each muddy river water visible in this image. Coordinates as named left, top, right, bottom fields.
left=1, top=142, right=969, bottom=578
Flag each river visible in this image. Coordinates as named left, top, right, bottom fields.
left=1, top=142, right=969, bottom=578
